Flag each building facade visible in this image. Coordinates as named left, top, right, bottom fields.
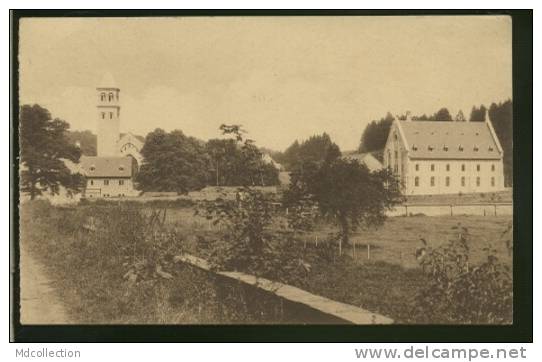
left=383, top=117, right=505, bottom=195
left=80, top=156, right=138, bottom=198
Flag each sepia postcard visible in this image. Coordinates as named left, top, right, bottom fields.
left=10, top=11, right=532, bottom=342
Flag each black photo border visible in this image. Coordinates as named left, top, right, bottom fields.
left=9, top=9, right=533, bottom=343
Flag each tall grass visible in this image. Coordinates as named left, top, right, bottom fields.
left=19, top=200, right=287, bottom=324
left=20, top=200, right=513, bottom=324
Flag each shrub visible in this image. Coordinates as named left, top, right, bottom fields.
left=196, top=187, right=317, bottom=284
left=412, top=225, right=512, bottom=324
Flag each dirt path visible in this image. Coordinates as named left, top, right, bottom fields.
left=19, top=244, right=70, bottom=324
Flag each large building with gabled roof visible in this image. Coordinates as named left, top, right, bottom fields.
left=383, top=116, right=505, bottom=195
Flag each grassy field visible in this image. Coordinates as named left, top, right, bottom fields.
left=19, top=200, right=513, bottom=324
left=161, top=206, right=512, bottom=269
left=152, top=204, right=513, bottom=323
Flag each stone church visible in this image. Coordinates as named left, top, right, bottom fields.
left=383, top=115, right=505, bottom=195
left=79, top=74, right=143, bottom=198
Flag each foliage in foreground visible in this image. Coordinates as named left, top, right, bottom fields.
left=196, top=187, right=321, bottom=285
left=20, top=200, right=292, bottom=324
left=21, top=200, right=513, bottom=325
left=412, top=225, right=513, bottom=324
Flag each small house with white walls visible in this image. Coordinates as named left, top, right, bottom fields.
left=383, top=116, right=505, bottom=195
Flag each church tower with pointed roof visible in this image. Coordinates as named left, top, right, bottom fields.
left=96, top=73, right=120, bottom=156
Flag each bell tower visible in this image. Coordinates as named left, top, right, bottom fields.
left=96, top=73, right=120, bottom=156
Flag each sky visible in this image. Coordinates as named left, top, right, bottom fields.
left=18, top=16, right=512, bottom=151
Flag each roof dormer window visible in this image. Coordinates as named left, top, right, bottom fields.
left=89, top=166, right=96, bottom=171
left=427, top=145, right=433, bottom=151
left=458, top=145, right=464, bottom=151
left=473, top=145, right=479, bottom=152
left=488, top=146, right=494, bottom=151
left=443, top=144, right=448, bottom=151
left=412, top=144, right=418, bottom=151
left=119, top=166, right=125, bottom=171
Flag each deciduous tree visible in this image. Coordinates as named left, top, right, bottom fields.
left=19, top=104, right=85, bottom=199
left=284, top=157, right=403, bottom=254
left=136, top=128, right=210, bottom=193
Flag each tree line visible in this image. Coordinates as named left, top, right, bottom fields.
left=19, top=104, right=280, bottom=199
left=136, top=126, right=280, bottom=193
left=357, top=100, right=513, bottom=186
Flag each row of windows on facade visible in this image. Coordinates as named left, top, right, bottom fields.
left=101, top=112, right=116, bottom=119
left=415, top=163, right=496, bottom=172
left=89, top=179, right=125, bottom=186
left=414, top=176, right=496, bottom=187
left=100, top=92, right=118, bottom=102
left=389, top=153, right=497, bottom=174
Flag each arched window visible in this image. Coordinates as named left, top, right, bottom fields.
left=109, top=112, right=113, bottom=119
left=461, top=164, right=466, bottom=172
left=100, top=93, right=106, bottom=101
left=491, top=164, right=495, bottom=171
left=101, top=112, right=105, bottom=119
left=430, top=176, right=435, bottom=187
left=476, top=177, right=480, bottom=187
left=430, top=164, right=435, bottom=172
left=476, top=164, right=481, bottom=172
left=414, top=176, right=419, bottom=187
left=445, top=176, right=450, bottom=187
left=446, top=164, right=450, bottom=171
left=415, top=164, right=419, bottom=171
left=461, top=176, right=465, bottom=187
left=108, top=92, right=114, bottom=101
left=491, top=177, right=495, bottom=187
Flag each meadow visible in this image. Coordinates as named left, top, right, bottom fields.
left=163, top=206, right=513, bottom=268
left=19, top=199, right=513, bottom=324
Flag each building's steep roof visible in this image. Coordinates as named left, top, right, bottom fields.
left=119, top=132, right=145, bottom=143
left=399, top=121, right=502, bottom=160
left=79, top=156, right=132, bottom=177
left=343, top=152, right=383, bottom=171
